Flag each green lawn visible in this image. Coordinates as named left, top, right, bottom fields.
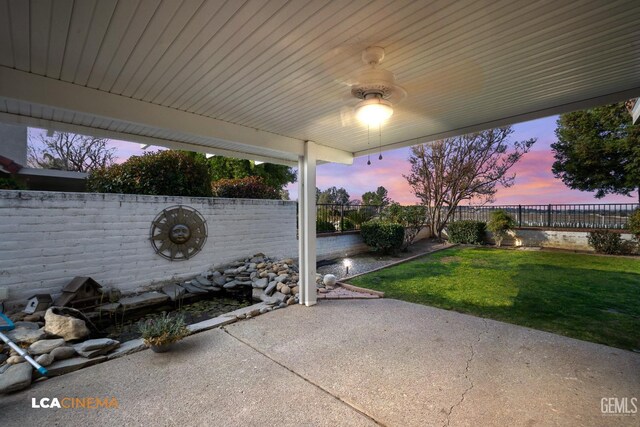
left=350, top=247, right=640, bottom=351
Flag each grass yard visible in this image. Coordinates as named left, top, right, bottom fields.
left=350, top=247, right=640, bottom=351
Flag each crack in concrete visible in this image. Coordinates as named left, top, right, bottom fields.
left=443, top=318, right=489, bottom=427
left=222, top=326, right=387, bottom=427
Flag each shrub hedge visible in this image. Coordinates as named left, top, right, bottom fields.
left=360, top=220, right=405, bottom=254
left=628, top=209, right=640, bottom=240
left=587, top=230, right=634, bottom=255
left=446, top=220, right=486, bottom=244
left=316, top=219, right=336, bottom=233
left=211, top=176, right=280, bottom=199
left=87, top=151, right=212, bottom=197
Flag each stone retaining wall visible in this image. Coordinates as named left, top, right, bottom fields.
left=0, top=191, right=374, bottom=307
left=486, top=228, right=636, bottom=251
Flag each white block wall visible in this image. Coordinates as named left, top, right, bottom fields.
left=486, top=229, right=635, bottom=251
left=0, top=191, right=297, bottom=306
left=0, top=190, right=379, bottom=307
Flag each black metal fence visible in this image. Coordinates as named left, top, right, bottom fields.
left=454, top=204, right=639, bottom=230
left=316, top=204, right=383, bottom=233
left=309, top=203, right=638, bottom=234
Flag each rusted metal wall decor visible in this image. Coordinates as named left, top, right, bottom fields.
left=150, top=205, right=207, bottom=261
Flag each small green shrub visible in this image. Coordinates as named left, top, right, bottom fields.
left=381, top=203, right=427, bottom=250
left=316, top=219, right=336, bottom=233
left=446, top=220, right=486, bottom=244
left=628, top=209, right=640, bottom=240
left=361, top=220, right=405, bottom=254
left=345, top=207, right=377, bottom=225
left=487, top=210, right=516, bottom=247
left=587, top=230, right=636, bottom=255
left=138, top=312, right=189, bottom=347
left=88, top=150, right=212, bottom=196
left=211, top=176, right=280, bottom=199
left=0, top=176, right=25, bottom=190
left=339, top=218, right=356, bottom=231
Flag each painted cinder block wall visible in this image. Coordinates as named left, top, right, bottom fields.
left=0, top=190, right=380, bottom=307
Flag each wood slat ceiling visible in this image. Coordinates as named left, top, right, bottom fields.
left=1, top=0, right=639, bottom=158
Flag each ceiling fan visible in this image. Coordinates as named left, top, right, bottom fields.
left=349, top=46, right=406, bottom=127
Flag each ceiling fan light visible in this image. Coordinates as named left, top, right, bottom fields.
left=355, top=98, right=393, bottom=126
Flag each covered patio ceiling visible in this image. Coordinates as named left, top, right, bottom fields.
left=0, top=0, right=639, bottom=166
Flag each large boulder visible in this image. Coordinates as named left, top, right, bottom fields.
left=44, top=308, right=90, bottom=341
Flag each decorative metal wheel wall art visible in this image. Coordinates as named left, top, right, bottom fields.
left=150, top=205, right=207, bottom=261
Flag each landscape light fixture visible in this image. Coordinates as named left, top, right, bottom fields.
left=205, top=153, right=215, bottom=158
left=343, top=259, right=352, bottom=276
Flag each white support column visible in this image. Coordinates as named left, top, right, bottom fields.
left=298, top=141, right=317, bottom=306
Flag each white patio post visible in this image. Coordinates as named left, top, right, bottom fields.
left=298, top=140, right=317, bottom=306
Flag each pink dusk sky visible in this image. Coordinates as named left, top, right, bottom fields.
left=29, top=114, right=635, bottom=205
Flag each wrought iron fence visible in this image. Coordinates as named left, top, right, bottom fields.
left=315, top=204, right=383, bottom=233
left=453, top=204, right=639, bottom=230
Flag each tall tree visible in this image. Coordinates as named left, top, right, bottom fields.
left=317, top=186, right=350, bottom=205
left=203, top=155, right=296, bottom=192
left=28, top=131, right=116, bottom=172
left=551, top=101, right=640, bottom=202
left=362, top=186, right=391, bottom=206
left=405, top=127, right=535, bottom=238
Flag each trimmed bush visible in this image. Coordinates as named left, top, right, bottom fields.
left=339, top=217, right=356, bottom=231
left=316, top=219, right=336, bottom=233
left=87, top=150, right=212, bottom=197
left=587, top=230, right=633, bottom=255
left=211, top=176, right=280, bottom=199
left=629, top=209, right=640, bottom=240
left=487, top=210, right=515, bottom=247
left=446, top=220, right=486, bottom=244
left=361, top=220, right=405, bottom=254
left=381, top=203, right=427, bottom=250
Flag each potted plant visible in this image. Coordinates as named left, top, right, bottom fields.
left=138, top=312, right=189, bottom=353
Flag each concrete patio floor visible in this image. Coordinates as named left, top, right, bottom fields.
left=1, top=299, right=638, bottom=426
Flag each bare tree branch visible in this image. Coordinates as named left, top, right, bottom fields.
left=27, top=131, right=116, bottom=172
left=404, top=127, right=536, bottom=239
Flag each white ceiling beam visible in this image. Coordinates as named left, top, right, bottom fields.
left=0, top=112, right=298, bottom=167
left=0, top=67, right=353, bottom=165
left=355, top=86, right=640, bottom=157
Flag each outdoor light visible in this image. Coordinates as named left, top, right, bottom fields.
left=343, top=259, right=352, bottom=275
left=254, top=160, right=264, bottom=165
left=140, top=144, right=150, bottom=150
left=205, top=153, right=215, bottom=158
left=355, top=95, right=393, bottom=126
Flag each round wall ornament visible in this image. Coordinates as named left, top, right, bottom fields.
left=150, top=205, right=207, bottom=261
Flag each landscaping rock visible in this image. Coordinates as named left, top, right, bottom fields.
left=44, top=356, right=106, bottom=377
left=253, top=278, right=269, bottom=288
left=74, top=338, right=120, bottom=358
left=107, top=340, right=146, bottom=360
left=28, top=338, right=65, bottom=355
left=195, top=276, right=212, bottom=286
left=265, top=281, right=277, bottom=296
left=35, top=353, right=54, bottom=367
left=50, top=346, right=77, bottom=361
left=272, top=292, right=287, bottom=303
left=5, top=325, right=45, bottom=345
left=44, top=308, right=91, bottom=341
left=161, top=283, right=186, bottom=301
left=281, top=285, right=291, bottom=295
left=259, top=306, right=271, bottom=314
left=259, top=294, right=279, bottom=305
left=275, top=274, right=289, bottom=283
left=23, top=313, right=43, bottom=322
left=6, top=356, right=25, bottom=365
left=213, top=276, right=227, bottom=286
left=252, top=288, right=264, bottom=301
left=182, top=282, right=209, bottom=295
left=0, top=363, right=32, bottom=394
left=0, top=354, right=7, bottom=364
left=119, top=292, right=169, bottom=310
left=223, top=281, right=237, bottom=289
left=323, top=274, right=337, bottom=287
left=96, top=303, right=121, bottom=313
